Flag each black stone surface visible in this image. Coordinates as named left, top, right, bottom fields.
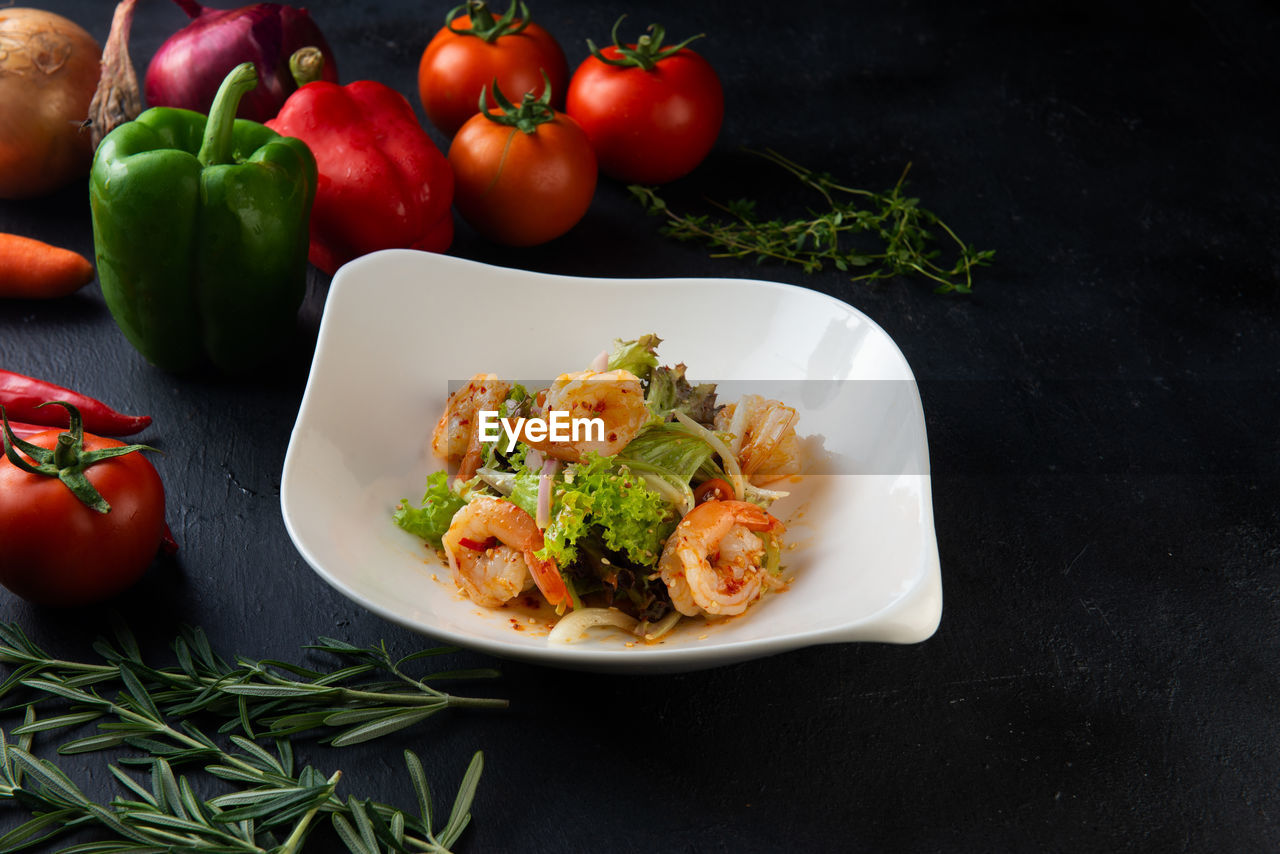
left=1, top=1, right=1277, bottom=851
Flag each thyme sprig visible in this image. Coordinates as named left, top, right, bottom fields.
left=0, top=622, right=502, bottom=852
left=629, top=148, right=995, bottom=294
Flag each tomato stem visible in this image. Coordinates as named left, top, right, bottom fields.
left=444, top=0, right=532, bottom=44
left=52, top=433, right=78, bottom=470
left=586, top=16, right=705, bottom=71
left=479, top=71, right=556, bottom=134
left=1, top=402, right=156, bottom=514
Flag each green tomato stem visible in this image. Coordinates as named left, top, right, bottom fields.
left=586, top=16, right=705, bottom=71
left=1, top=401, right=155, bottom=514
left=444, top=0, right=532, bottom=43
left=479, top=72, right=556, bottom=134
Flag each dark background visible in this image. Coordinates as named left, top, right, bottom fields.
left=3, top=0, right=1278, bottom=850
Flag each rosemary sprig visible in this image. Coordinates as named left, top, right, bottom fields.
left=0, top=717, right=482, bottom=853
left=0, top=622, right=502, bottom=853
left=629, top=148, right=995, bottom=294
left=0, top=622, right=506, bottom=747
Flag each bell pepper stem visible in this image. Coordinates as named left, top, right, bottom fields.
left=289, top=47, right=326, bottom=88
left=198, top=63, right=259, bottom=167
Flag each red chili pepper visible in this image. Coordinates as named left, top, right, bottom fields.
left=0, top=370, right=151, bottom=435
left=161, top=522, right=180, bottom=556
left=2, top=419, right=56, bottom=441
left=458, top=536, right=496, bottom=551
left=266, top=78, right=454, bottom=275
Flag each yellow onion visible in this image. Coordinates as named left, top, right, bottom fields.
left=0, top=8, right=101, bottom=199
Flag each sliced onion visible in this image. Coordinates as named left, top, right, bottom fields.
left=535, top=458, right=558, bottom=530
left=741, top=481, right=790, bottom=509
left=641, top=610, right=683, bottom=641
left=725, top=396, right=749, bottom=456
left=474, top=467, right=515, bottom=495
left=672, top=410, right=745, bottom=500
left=548, top=608, right=639, bottom=644
left=588, top=349, right=609, bottom=372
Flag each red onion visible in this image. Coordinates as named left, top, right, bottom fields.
left=145, top=0, right=338, bottom=121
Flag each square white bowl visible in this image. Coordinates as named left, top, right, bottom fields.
left=280, top=250, right=941, bottom=673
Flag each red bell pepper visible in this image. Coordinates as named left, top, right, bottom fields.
left=267, top=75, right=454, bottom=275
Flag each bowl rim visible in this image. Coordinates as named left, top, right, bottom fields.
left=280, top=250, right=943, bottom=672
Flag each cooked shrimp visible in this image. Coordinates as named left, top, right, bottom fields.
left=533, top=369, right=649, bottom=461
left=431, top=374, right=511, bottom=481
left=659, top=499, right=785, bottom=617
left=715, top=395, right=800, bottom=485
left=442, top=495, right=567, bottom=608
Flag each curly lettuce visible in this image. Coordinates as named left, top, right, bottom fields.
left=530, top=454, right=675, bottom=569
left=393, top=471, right=465, bottom=548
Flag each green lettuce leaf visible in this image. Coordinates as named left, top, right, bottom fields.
left=393, top=471, right=466, bottom=548
left=606, top=334, right=661, bottom=381
left=645, top=363, right=718, bottom=423
left=506, top=467, right=541, bottom=518
left=618, top=423, right=715, bottom=483
left=480, top=383, right=533, bottom=471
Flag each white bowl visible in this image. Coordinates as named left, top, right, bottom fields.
left=280, top=250, right=941, bottom=673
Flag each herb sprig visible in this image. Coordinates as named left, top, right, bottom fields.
left=0, top=623, right=506, bottom=748
left=629, top=148, right=995, bottom=294
left=0, top=622, right=503, bottom=853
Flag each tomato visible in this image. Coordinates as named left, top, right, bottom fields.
left=694, top=478, right=735, bottom=504
left=0, top=422, right=166, bottom=606
left=448, top=86, right=596, bottom=247
left=566, top=21, right=723, bottom=185
left=418, top=1, right=569, bottom=137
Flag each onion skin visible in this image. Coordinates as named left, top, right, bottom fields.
left=0, top=8, right=101, bottom=200
left=145, top=1, right=338, bottom=122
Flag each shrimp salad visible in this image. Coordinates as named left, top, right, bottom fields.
left=394, top=335, right=802, bottom=644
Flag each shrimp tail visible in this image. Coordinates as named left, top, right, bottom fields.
left=456, top=425, right=485, bottom=484
left=525, top=551, right=569, bottom=607
left=727, top=500, right=785, bottom=534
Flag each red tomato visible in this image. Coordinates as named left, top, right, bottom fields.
left=418, top=3, right=569, bottom=137
left=566, top=24, right=723, bottom=185
left=448, top=97, right=597, bottom=247
left=694, top=478, right=735, bottom=504
left=0, top=429, right=166, bottom=606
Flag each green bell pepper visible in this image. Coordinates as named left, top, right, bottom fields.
left=90, top=63, right=317, bottom=373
